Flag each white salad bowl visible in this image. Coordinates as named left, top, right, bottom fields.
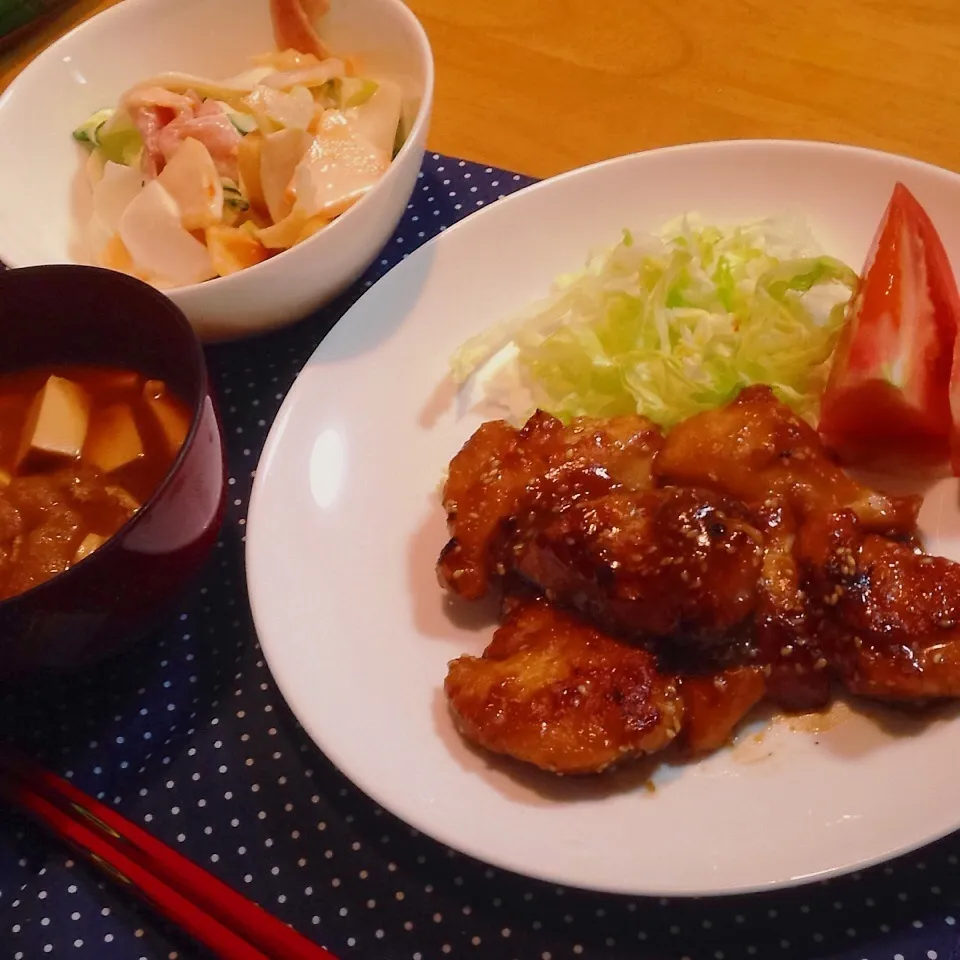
left=0, top=0, right=433, bottom=342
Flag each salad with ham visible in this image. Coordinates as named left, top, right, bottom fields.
left=72, top=0, right=405, bottom=288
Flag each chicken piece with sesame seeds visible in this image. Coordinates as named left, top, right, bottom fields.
left=750, top=500, right=835, bottom=711
left=437, top=386, right=960, bottom=777
left=652, top=385, right=920, bottom=536
left=819, top=535, right=960, bottom=700
left=445, top=597, right=684, bottom=774
left=437, top=411, right=663, bottom=601
left=503, top=486, right=766, bottom=649
left=652, top=385, right=923, bottom=709
left=678, top=666, right=767, bottom=754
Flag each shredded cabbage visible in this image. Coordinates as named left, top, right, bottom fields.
left=451, top=215, right=859, bottom=428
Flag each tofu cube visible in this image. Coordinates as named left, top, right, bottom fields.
left=97, top=369, right=142, bottom=392
left=74, top=532, right=107, bottom=563
left=142, top=380, right=189, bottom=456
left=84, top=403, right=144, bottom=474
left=16, top=376, right=91, bottom=471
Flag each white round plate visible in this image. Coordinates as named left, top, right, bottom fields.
left=247, top=140, right=960, bottom=897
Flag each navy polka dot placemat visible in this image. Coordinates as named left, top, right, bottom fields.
left=2, top=153, right=960, bottom=960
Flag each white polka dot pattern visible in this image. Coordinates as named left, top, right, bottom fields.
left=2, top=154, right=960, bottom=959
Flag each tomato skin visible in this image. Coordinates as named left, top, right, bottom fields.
left=818, top=183, right=960, bottom=473
left=818, top=379, right=950, bottom=468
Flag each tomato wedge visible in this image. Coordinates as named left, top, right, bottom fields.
left=818, top=182, right=960, bottom=473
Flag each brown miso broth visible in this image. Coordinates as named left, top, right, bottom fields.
left=0, top=364, right=192, bottom=600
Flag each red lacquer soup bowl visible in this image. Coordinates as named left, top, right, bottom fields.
left=0, top=265, right=225, bottom=676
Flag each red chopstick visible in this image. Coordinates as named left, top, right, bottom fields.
left=0, top=751, right=337, bottom=960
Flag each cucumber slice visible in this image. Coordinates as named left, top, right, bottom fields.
left=338, top=77, right=379, bottom=109
left=97, top=111, right=143, bottom=166
left=72, top=108, right=114, bottom=145
left=221, top=179, right=250, bottom=212
left=73, top=108, right=142, bottom=166
left=215, top=101, right=258, bottom=135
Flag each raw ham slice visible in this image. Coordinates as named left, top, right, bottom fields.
left=158, top=101, right=242, bottom=181
left=134, top=100, right=241, bottom=181
left=130, top=89, right=202, bottom=178
left=132, top=106, right=175, bottom=179
left=270, top=0, right=332, bottom=60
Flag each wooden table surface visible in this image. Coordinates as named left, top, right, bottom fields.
left=3, top=0, right=960, bottom=179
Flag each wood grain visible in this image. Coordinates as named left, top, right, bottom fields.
left=3, top=0, right=959, bottom=178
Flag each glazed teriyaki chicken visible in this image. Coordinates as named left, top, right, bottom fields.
left=436, top=386, right=960, bottom=776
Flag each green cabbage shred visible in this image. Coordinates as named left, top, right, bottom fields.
left=450, top=215, right=859, bottom=429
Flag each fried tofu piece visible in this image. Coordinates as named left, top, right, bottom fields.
left=445, top=598, right=683, bottom=774
left=653, top=385, right=920, bottom=536
left=438, top=411, right=663, bottom=600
